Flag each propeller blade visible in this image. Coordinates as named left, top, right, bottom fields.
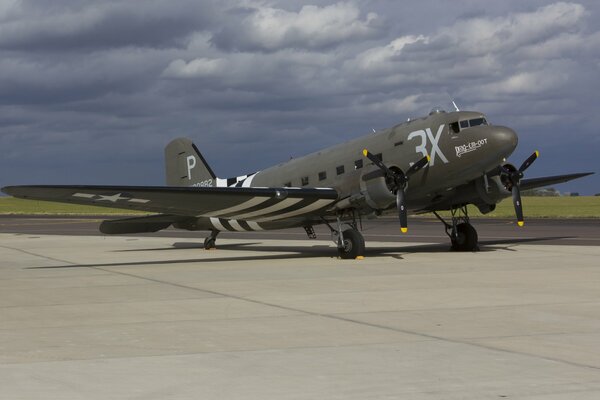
left=406, top=155, right=430, bottom=177
left=397, top=189, right=408, bottom=233
left=519, top=150, right=539, bottom=173
left=512, top=184, right=524, bottom=227
left=362, top=149, right=393, bottom=176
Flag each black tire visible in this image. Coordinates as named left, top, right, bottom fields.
left=204, top=237, right=216, bottom=250
left=451, top=223, right=478, bottom=251
left=338, top=229, right=365, bottom=259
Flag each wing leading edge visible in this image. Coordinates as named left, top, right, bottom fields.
left=520, top=172, right=594, bottom=191
left=1, top=185, right=339, bottom=222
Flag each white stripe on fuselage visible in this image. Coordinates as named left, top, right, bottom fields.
left=227, top=220, right=247, bottom=232
left=246, top=221, right=263, bottom=231
left=209, top=217, right=226, bottom=231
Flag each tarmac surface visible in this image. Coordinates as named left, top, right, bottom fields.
left=1, top=217, right=600, bottom=399
left=1, top=215, right=599, bottom=246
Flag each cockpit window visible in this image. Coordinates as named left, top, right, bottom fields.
left=456, top=117, right=488, bottom=132
left=450, top=121, right=460, bottom=134
left=469, top=117, right=487, bottom=127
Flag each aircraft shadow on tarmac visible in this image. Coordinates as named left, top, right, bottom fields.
left=28, top=236, right=571, bottom=269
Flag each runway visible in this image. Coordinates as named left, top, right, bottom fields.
left=1, top=217, right=599, bottom=399
left=1, top=215, right=599, bottom=246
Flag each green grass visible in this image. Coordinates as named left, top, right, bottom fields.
left=0, top=196, right=599, bottom=218
left=0, top=197, right=148, bottom=215
left=434, top=196, right=600, bottom=218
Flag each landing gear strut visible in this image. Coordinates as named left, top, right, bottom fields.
left=433, top=205, right=479, bottom=252
left=204, top=230, right=219, bottom=250
left=323, top=211, right=365, bottom=259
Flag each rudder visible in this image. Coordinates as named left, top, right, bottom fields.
left=165, top=138, right=216, bottom=187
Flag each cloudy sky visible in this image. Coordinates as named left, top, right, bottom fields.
left=0, top=0, right=598, bottom=194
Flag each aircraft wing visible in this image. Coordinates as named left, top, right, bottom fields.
left=1, top=185, right=339, bottom=222
left=520, top=172, right=594, bottom=191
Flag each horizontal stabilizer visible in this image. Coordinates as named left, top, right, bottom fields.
left=520, top=172, right=594, bottom=191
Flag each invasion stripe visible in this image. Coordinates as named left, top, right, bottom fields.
left=229, top=197, right=303, bottom=220
left=242, top=198, right=316, bottom=221
left=205, top=196, right=270, bottom=217
left=246, top=221, right=263, bottom=231
left=227, top=220, right=247, bottom=232
left=217, top=197, right=282, bottom=219
left=254, top=199, right=335, bottom=222
left=242, top=174, right=256, bottom=187
left=238, top=220, right=253, bottom=231
left=209, top=217, right=226, bottom=231
left=219, top=219, right=235, bottom=231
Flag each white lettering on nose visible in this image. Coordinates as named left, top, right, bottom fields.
left=186, top=155, right=196, bottom=180
left=425, top=125, right=448, bottom=166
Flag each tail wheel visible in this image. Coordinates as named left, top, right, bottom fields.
left=338, top=229, right=365, bottom=259
left=451, top=223, right=478, bottom=251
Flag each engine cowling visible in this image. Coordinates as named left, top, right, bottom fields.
left=359, top=167, right=396, bottom=210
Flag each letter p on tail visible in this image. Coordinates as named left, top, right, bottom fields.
left=165, top=138, right=217, bottom=187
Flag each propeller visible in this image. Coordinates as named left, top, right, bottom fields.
left=362, top=149, right=429, bottom=233
left=500, top=150, right=539, bottom=227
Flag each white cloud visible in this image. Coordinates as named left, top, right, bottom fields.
left=162, top=58, right=229, bottom=78
left=355, top=35, right=427, bottom=72
left=214, top=2, right=381, bottom=51
left=442, top=2, right=587, bottom=56
left=480, top=71, right=569, bottom=95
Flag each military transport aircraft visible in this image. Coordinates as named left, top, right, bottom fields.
left=2, top=108, right=593, bottom=259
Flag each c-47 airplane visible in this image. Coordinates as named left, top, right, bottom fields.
left=2, top=108, right=593, bottom=258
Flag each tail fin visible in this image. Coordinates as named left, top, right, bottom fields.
left=165, top=138, right=216, bottom=187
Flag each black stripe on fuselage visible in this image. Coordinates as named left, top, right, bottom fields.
left=218, top=219, right=235, bottom=231
left=237, top=220, right=253, bottom=231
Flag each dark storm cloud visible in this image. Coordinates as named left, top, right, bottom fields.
left=0, top=0, right=598, bottom=193
left=0, top=0, right=215, bottom=51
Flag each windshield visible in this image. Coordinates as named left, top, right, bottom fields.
left=455, top=117, right=488, bottom=132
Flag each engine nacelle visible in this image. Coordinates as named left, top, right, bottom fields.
left=359, top=167, right=396, bottom=210
left=431, top=171, right=511, bottom=214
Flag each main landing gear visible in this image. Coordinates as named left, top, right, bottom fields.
left=433, top=205, right=479, bottom=252
left=322, top=211, right=365, bottom=259
left=204, top=230, right=219, bottom=250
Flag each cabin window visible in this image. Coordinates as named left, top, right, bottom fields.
left=336, top=165, right=345, bottom=175
left=354, top=159, right=363, bottom=169
left=301, top=176, right=309, bottom=186
left=450, top=121, right=460, bottom=134
left=318, top=171, right=327, bottom=181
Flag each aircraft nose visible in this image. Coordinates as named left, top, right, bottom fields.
left=493, top=126, right=518, bottom=155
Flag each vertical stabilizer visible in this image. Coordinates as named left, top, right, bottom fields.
left=165, top=138, right=216, bottom=187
